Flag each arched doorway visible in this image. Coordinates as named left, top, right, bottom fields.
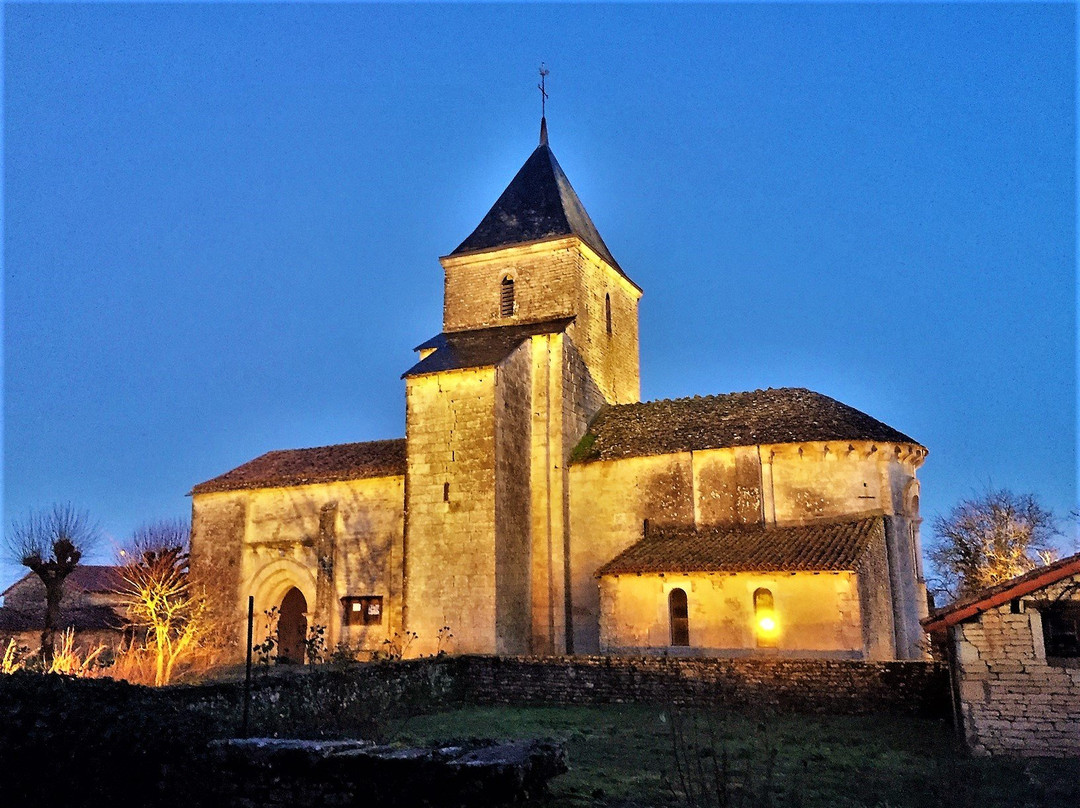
left=278, top=587, right=308, bottom=664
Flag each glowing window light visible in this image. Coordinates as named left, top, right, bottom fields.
left=753, top=588, right=778, bottom=647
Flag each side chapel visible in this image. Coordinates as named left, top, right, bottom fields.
left=190, top=117, right=929, bottom=662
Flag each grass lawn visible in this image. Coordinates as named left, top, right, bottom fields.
left=394, top=705, right=1080, bottom=808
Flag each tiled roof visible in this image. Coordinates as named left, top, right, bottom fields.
left=0, top=605, right=125, bottom=632
left=403, top=317, right=575, bottom=378
left=191, top=438, right=406, bottom=495
left=922, top=552, right=1080, bottom=634
left=1, top=565, right=125, bottom=599
left=450, top=138, right=635, bottom=286
left=574, top=388, right=921, bottom=463
left=596, top=515, right=885, bottom=576
left=65, top=566, right=125, bottom=594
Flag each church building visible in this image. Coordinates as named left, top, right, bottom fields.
left=190, top=119, right=929, bottom=662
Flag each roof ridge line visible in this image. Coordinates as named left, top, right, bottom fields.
left=263, top=437, right=406, bottom=455
left=618, top=387, right=816, bottom=408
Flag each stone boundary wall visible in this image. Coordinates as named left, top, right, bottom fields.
left=177, top=654, right=949, bottom=719
left=0, top=656, right=949, bottom=805
left=448, top=655, right=949, bottom=716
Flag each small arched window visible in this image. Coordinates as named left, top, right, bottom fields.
left=500, top=276, right=515, bottom=317
left=605, top=293, right=612, bottom=335
left=669, top=588, right=689, bottom=647
left=754, top=587, right=777, bottom=647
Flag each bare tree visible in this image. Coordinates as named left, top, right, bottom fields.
left=929, top=488, right=1059, bottom=602
left=118, top=519, right=207, bottom=686
left=6, top=504, right=99, bottom=665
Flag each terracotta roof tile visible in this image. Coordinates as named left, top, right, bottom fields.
left=922, top=552, right=1080, bottom=633
left=574, top=388, right=921, bottom=463
left=596, top=515, right=885, bottom=576
left=191, top=438, right=406, bottom=495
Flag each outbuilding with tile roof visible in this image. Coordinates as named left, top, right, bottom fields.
left=0, top=565, right=128, bottom=656
left=921, top=554, right=1080, bottom=757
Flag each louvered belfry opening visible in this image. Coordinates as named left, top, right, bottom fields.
left=500, top=276, right=515, bottom=317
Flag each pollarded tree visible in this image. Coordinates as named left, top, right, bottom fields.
left=6, top=504, right=100, bottom=665
left=929, top=488, right=1059, bottom=601
left=118, top=519, right=207, bottom=686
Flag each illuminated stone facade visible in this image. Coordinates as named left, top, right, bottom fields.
left=190, top=123, right=928, bottom=661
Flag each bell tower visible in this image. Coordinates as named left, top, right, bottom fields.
left=438, top=119, right=642, bottom=404
left=402, top=113, right=641, bottom=657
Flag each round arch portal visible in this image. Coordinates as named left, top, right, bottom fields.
left=245, top=557, right=316, bottom=663
left=278, top=587, right=308, bottom=664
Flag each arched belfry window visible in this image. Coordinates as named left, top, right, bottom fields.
left=605, top=293, right=612, bottom=335
left=754, top=587, right=777, bottom=648
left=500, top=276, right=515, bottom=317
left=669, top=588, right=689, bottom=647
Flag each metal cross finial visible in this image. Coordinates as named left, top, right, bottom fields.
left=538, top=63, right=550, bottom=118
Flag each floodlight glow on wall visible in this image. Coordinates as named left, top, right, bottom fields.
left=753, top=587, right=778, bottom=646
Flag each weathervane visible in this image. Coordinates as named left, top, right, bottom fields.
left=538, top=63, right=550, bottom=118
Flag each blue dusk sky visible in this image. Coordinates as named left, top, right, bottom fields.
left=3, top=4, right=1075, bottom=590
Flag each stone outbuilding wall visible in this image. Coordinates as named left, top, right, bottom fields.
left=924, top=557, right=1080, bottom=758
left=946, top=573, right=1080, bottom=757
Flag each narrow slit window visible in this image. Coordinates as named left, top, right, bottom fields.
left=500, top=277, right=515, bottom=317
left=605, top=293, right=612, bottom=335
left=669, top=588, right=689, bottom=647
left=443, top=482, right=450, bottom=502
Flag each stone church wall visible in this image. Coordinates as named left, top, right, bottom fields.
left=950, top=574, right=1080, bottom=757
left=599, top=570, right=864, bottom=657
left=440, top=238, right=640, bottom=405
left=528, top=333, right=567, bottom=654
left=404, top=369, right=498, bottom=656
left=569, top=442, right=925, bottom=658
left=528, top=334, right=558, bottom=654
left=569, top=453, right=695, bottom=653
left=494, top=342, right=534, bottom=654
left=768, top=443, right=901, bottom=524
left=522, top=331, right=609, bottom=655
left=441, top=240, right=578, bottom=332
left=190, top=493, right=247, bottom=649
left=565, top=243, right=641, bottom=405
left=329, top=478, right=404, bottom=651
left=559, top=338, right=607, bottom=653
left=191, top=477, right=404, bottom=659
left=854, top=521, right=898, bottom=661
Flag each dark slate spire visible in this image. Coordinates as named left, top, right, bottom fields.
left=451, top=135, right=625, bottom=276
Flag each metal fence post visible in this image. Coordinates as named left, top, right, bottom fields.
left=242, top=595, right=254, bottom=738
